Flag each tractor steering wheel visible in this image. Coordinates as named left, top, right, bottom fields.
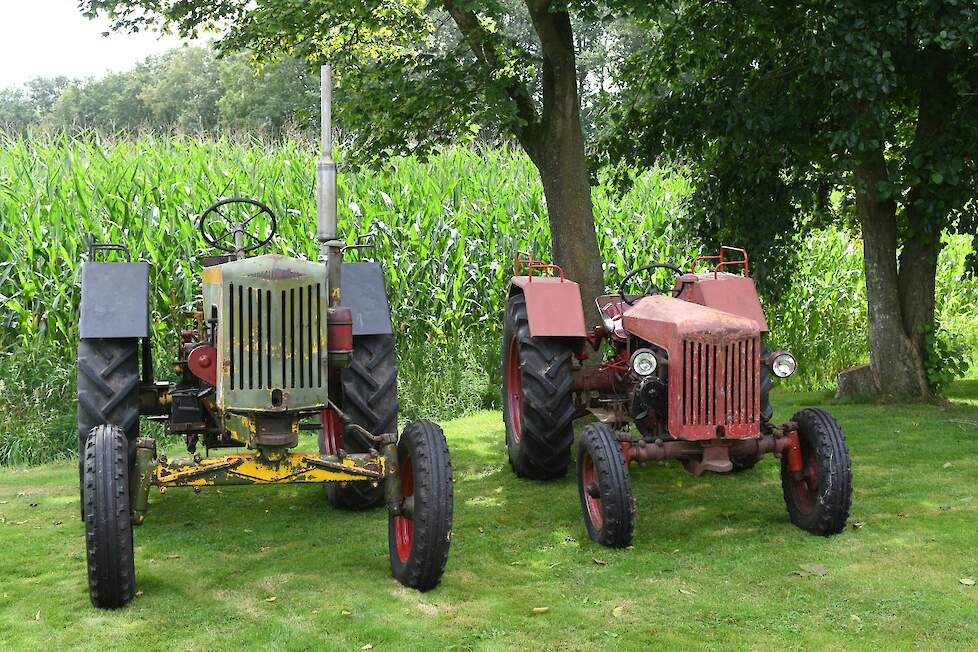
left=619, top=263, right=684, bottom=305
left=198, top=198, right=277, bottom=255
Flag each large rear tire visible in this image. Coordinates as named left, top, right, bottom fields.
left=389, top=420, right=453, bottom=592
left=577, top=423, right=635, bottom=548
left=325, top=334, right=398, bottom=510
left=77, top=338, right=140, bottom=519
left=781, top=408, right=852, bottom=536
left=501, top=293, right=576, bottom=480
left=83, top=424, right=136, bottom=609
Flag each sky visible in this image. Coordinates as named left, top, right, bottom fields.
left=0, top=0, right=190, bottom=88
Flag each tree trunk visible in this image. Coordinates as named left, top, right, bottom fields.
left=523, top=4, right=605, bottom=314
left=840, top=146, right=930, bottom=399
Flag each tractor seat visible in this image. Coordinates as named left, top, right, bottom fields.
left=595, top=295, right=631, bottom=340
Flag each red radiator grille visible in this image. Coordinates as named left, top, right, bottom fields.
left=680, top=337, right=760, bottom=430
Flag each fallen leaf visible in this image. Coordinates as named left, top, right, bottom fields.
left=548, top=562, right=560, bottom=569
left=897, top=512, right=908, bottom=518
left=135, top=591, right=144, bottom=597
left=850, top=615, right=862, bottom=623
left=341, top=609, right=352, bottom=616
left=361, top=645, right=373, bottom=651
left=244, top=528, right=253, bottom=533
left=678, top=588, right=696, bottom=596
left=612, top=605, right=624, bottom=618
left=942, top=462, right=952, bottom=468
left=799, top=563, right=828, bottom=576
left=265, top=596, right=277, bottom=603
left=960, top=578, right=976, bottom=586
left=164, top=554, right=180, bottom=560
left=593, top=558, right=608, bottom=566
left=34, top=610, right=40, bottom=621
left=260, top=546, right=271, bottom=553
left=14, top=520, right=28, bottom=525
left=531, top=607, right=549, bottom=614
left=851, top=521, right=864, bottom=529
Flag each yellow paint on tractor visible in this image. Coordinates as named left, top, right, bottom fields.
left=202, top=266, right=222, bottom=284
left=154, top=451, right=386, bottom=488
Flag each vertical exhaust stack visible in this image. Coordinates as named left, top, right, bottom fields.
left=318, top=64, right=354, bottom=368
left=317, top=64, right=341, bottom=307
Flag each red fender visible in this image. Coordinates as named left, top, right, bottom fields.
left=509, top=276, right=587, bottom=337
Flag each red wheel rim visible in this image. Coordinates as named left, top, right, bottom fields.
left=582, top=452, right=603, bottom=530
left=505, top=336, right=523, bottom=443
left=791, top=438, right=819, bottom=513
left=394, top=455, right=414, bottom=563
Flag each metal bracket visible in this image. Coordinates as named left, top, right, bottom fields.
left=87, top=233, right=132, bottom=262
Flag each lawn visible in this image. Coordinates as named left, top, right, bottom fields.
left=1, top=383, right=976, bottom=651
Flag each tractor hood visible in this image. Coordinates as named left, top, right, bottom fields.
left=622, top=295, right=761, bottom=350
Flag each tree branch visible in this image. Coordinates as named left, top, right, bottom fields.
left=441, top=2, right=541, bottom=149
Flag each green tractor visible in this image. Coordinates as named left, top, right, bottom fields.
left=76, top=66, right=453, bottom=609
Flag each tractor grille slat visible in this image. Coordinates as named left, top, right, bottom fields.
left=226, top=282, right=323, bottom=392
left=682, top=336, right=760, bottom=427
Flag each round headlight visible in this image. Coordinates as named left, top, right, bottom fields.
left=630, top=349, right=658, bottom=376
left=771, top=352, right=796, bottom=378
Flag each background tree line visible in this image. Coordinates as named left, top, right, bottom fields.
left=0, top=46, right=319, bottom=135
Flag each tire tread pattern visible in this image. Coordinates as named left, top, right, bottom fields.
left=502, top=294, right=575, bottom=480
left=577, top=423, right=635, bottom=548
left=84, top=424, right=136, bottom=609
left=326, top=334, right=398, bottom=510
left=389, top=420, right=453, bottom=592
left=781, top=408, right=852, bottom=536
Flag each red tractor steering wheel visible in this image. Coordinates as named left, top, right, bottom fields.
left=619, top=263, right=684, bottom=305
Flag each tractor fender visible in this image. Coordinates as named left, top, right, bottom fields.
left=340, top=262, right=393, bottom=336
left=508, top=276, right=587, bottom=337
left=79, top=262, right=150, bottom=338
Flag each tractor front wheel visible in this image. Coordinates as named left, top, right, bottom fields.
left=389, top=420, right=453, bottom=592
left=83, top=424, right=136, bottom=609
left=501, top=293, right=575, bottom=480
left=781, top=408, right=852, bottom=536
left=577, top=423, right=635, bottom=548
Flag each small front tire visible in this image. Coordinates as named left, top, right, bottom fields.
left=83, top=424, right=136, bottom=609
left=781, top=408, right=852, bottom=536
left=389, top=420, right=453, bottom=591
left=577, top=423, right=635, bottom=548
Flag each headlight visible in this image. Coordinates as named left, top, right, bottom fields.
left=770, top=352, right=796, bottom=378
left=630, top=348, right=658, bottom=376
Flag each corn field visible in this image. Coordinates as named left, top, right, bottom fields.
left=0, top=132, right=976, bottom=464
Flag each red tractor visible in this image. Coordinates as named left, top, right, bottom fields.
left=502, top=248, right=852, bottom=547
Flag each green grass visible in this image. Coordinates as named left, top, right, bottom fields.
left=2, top=384, right=977, bottom=650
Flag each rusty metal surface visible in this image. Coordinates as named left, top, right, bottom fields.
left=509, top=276, right=587, bottom=337
left=620, top=427, right=798, bottom=475
left=673, top=272, right=768, bottom=330
left=153, top=450, right=386, bottom=488
left=622, top=295, right=761, bottom=440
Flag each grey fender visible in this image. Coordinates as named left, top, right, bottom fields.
left=79, top=262, right=150, bottom=338
left=340, top=262, right=393, bottom=336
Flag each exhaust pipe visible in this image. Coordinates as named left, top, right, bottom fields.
left=317, top=64, right=341, bottom=306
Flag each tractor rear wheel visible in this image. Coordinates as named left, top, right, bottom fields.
left=501, top=293, right=575, bottom=480
left=77, top=338, right=140, bottom=519
left=83, top=424, right=136, bottom=609
left=325, top=334, right=398, bottom=510
left=389, top=420, right=453, bottom=591
left=577, top=423, right=635, bottom=548
left=781, top=408, right=852, bottom=535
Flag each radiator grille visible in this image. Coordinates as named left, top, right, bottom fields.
left=227, top=282, right=323, bottom=391
left=681, top=337, right=759, bottom=427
